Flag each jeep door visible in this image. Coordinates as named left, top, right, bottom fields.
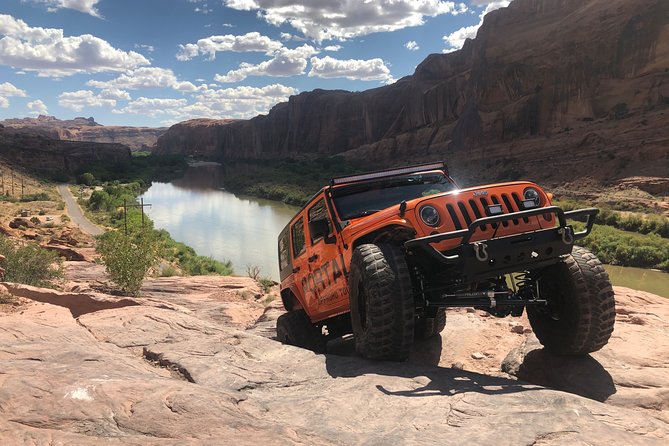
left=305, top=197, right=349, bottom=320
left=289, top=215, right=317, bottom=315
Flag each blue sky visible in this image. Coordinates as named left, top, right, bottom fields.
left=0, top=0, right=509, bottom=127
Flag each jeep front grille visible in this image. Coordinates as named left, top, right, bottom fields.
left=446, top=193, right=537, bottom=231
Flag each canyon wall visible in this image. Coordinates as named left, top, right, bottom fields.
left=155, top=0, right=669, bottom=184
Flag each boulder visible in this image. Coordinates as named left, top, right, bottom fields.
left=8, top=217, right=32, bottom=229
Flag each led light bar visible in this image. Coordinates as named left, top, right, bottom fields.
left=331, top=162, right=447, bottom=186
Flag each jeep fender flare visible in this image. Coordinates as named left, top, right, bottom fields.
left=351, top=224, right=417, bottom=250
left=280, top=286, right=304, bottom=312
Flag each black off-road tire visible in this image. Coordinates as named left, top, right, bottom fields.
left=276, top=310, right=325, bottom=353
left=348, top=243, right=415, bottom=361
left=415, top=309, right=446, bottom=340
left=527, top=246, right=616, bottom=355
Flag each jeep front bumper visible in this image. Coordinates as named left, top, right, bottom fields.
left=404, top=206, right=598, bottom=282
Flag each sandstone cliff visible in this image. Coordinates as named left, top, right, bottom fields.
left=2, top=115, right=166, bottom=152
left=155, top=0, right=669, bottom=186
left=0, top=124, right=131, bottom=176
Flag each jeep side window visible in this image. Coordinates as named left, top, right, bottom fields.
left=291, top=217, right=306, bottom=258
left=278, top=230, right=290, bottom=271
left=308, top=198, right=332, bottom=244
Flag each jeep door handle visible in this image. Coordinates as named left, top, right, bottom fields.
left=292, top=267, right=300, bottom=273
left=308, top=254, right=318, bottom=262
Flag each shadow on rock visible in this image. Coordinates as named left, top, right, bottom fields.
left=326, top=334, right=443, bottom=367
left=323, top=336, right=536, bottom=398
left=502, top=338, right=616, bottom=402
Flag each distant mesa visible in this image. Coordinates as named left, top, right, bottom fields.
left=1, top=115, right=166, bottom=152
left=0, top=124, right=131, bottom=176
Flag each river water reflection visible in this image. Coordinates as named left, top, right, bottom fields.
left=140, top=165, right=298, bottom=280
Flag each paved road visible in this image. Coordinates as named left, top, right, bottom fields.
left=57, top=184, right=104, bottom=236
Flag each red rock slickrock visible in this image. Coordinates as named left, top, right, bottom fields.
left=0, top=247, right=667, bottom=444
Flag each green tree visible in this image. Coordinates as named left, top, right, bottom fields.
left=96, top=231, right=159, bottom=296
left=77, top=172, right=96, bottom=186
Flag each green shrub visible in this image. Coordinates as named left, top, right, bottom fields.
left=96, top=231, right=160, bottom=296
left=159, top=265, right=180, bottom=277
left=0, top=236, right=63, bottom=287
left=20, top=192, right=50, bottom=202
left=77, top=172, right=96, bottom=186
left=575, top=223, right=669, bottom=270
left=258, top=277, right=275, bottom=294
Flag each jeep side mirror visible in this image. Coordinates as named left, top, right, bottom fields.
left=309, top=218, right=336, bottom=244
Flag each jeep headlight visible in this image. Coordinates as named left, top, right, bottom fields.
left=419, top=205, right=440, bottom=227
left=523, top=187, right=542, bottom=208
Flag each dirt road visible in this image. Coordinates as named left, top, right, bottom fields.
left=57, top=184, right=104, bottom=236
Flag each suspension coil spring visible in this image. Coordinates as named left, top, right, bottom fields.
left=514, top=271, right=531, bottom=290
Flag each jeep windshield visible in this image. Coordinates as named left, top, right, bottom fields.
left=331, top=173, right=456, bottom=220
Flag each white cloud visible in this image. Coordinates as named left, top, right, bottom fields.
left=0, top=82, right=27, bottom=98
left=112, top=97, right=189, bottom=117
left=113, top=84, right=298, bottom=122
left=24, top=0, right=102, bottom=18
left=176, top=32, right=283, bottom=61
left=58, top=89, right=117, bottom=111
left=405, top=40, right=419, bottom=51
left=134, top=44, right=155, bottom=53
left=443, top=1, right=509, bottom=52
left=0, top=81, right=27, bottom=108
left=308, top=56, right=393, bottom=82
left=0, top=14, right=149, bottom=77
left=214, top=44, right=318, bottom=83
left=323, top=45, right=341, bottom=52
left=224, top=0, right=468, bottom=41
left=27, top=99, right=48, bottom=115
left=100, top=88, right=131, bottom=100
left=87, top=67, right=202, bottom=92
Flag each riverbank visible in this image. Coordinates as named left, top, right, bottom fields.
left=79, top=181, right=234, bottom=277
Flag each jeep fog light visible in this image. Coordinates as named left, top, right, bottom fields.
left=420, top=205, right=440, bottom=227
left=523, top=187, right=541, bottom=207
left=522, top=199, right=538, bottom=209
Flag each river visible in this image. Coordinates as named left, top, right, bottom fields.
left=141, top=165, right=668, bottom=296
left=140, top=165, right=298, bottom=280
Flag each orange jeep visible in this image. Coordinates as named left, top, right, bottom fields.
left=276, top=162, right=615, bottom=361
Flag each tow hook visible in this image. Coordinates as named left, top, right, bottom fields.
left=558, top=227, right=574, bottom=245
left=474, top=242, right=489, bottom=262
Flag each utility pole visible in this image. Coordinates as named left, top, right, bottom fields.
left=122, top=198, right=152, bottom=235
left=21, top=178, right=24, bottom=200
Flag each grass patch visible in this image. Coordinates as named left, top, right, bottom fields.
left=557, top=198, right=669, bottom=238
left=574, top=222, right=669, bottom=270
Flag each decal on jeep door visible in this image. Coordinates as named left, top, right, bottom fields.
left=300, top=253, right=348, bottom=297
